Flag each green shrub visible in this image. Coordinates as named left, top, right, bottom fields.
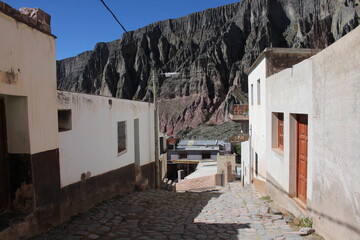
left=299, top=217, right=313, bottom=228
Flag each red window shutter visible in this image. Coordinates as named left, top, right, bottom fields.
left=278, top=114, right=284, bottom=150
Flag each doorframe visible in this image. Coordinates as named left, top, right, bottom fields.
left=296, top=114, right=308, bottom=204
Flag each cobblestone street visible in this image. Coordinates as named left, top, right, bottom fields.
left=31, top=182, right=321, bottom=240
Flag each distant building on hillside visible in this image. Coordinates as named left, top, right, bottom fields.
left=167, top=140, right=229, bottom=162
left=227, top=88, right=249, bottom=133
left=166, top=140, right=230, bottom=180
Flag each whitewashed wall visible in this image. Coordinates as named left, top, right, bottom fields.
left=265, top=59, right=314, bottom=216
left=58, top=91, right=155, bottom=187
left=265, top=59, right=313, bottom=194
left=248, top=58, right=267, bottom=182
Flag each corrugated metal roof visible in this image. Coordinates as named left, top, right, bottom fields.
left=178, top=140, right=225, bottom=146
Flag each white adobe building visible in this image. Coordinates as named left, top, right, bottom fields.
left=0, top=3, right=156, bottom=239
left=242, top=26, right=360, bottom=240
left=245, top=48, right=318, bottom=192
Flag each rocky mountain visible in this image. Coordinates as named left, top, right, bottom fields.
left=57, top=0, right=360, bottom=136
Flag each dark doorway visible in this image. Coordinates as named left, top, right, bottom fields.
left=167, top=163, right=198, bottom=181
left=0, top=98, right=10, bottom=213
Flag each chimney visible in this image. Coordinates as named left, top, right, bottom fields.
left=19, top=7, right=51, bottom=32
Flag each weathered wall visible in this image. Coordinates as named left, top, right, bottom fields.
left=310, top=25, right=360, bottom=240
left=217, top=154, right=236, bottom=174
left=0, top=5, right=59, bottom=240
left=217, top=154, right=236, bottom=184
left=0, top=10, right=58, bottom=155
left=57, top=91, right=155, bottom=187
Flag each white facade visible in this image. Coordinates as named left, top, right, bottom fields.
left=245, top=26, right=360, bottom=240
left=265, top=58, right=314, bottom=216
left=58, top=91, right=155, bottom=187
left=248, top=58, right=267, bottom=186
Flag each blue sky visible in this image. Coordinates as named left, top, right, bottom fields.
left=4, top=0, right=240, bottom=60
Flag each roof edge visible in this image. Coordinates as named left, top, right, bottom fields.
left=0, top=1, right=56, bottom=38
left=245, top=48, right=320, bottom=75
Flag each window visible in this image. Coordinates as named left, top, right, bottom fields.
left=250, top=84, right=254, bottom=105
left=58, top=109, right=72, bottom=132
left=179, top=153, right=187, bottom=159
left=257, top=79, right=261, bottom=104
left=277, top=113, right=284, bottom=150
left=202, top=153, right=211, bottom=159
left=117, top=121, right=127, bottom=155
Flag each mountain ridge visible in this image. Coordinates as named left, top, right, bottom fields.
left=57, top=0, right=360, bottom=135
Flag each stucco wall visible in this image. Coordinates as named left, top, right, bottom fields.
left=57, top=91, right=155, bottom=187
left=248, top=58, right=267, bottom=182
left=0, top=11, right=58, bottom=155
left=265, top=59, right=313, bottom=197
left=310, top=26, right=360, bottom=240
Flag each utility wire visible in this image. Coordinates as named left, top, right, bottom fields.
left=100, top=0, right=129, bottom=34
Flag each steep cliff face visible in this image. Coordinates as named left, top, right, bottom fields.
left=57, top=0, right=360, bottom=135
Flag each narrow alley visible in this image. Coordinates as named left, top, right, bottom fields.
left=31, top=183, right=322, bottom=240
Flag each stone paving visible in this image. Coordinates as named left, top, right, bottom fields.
left=31, top=182, right=322, bottom=240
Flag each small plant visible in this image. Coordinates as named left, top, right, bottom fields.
left=260, top=195, right=272, bottom=201
left=299, top=217, right=313, bottom=228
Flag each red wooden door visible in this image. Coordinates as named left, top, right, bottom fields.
left=297, top=115, right=308, bottom=203
left=0, top=99, right=9, bottom=212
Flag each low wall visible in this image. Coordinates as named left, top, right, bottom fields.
left=217, top=154, right=236, bottom=185
left=176, top=174, right=221, bottom=192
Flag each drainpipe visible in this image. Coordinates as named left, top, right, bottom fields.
left=249, top=124, right=253, bottom=185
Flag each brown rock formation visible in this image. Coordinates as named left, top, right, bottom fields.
left=57, top=0, right=360, bottom=135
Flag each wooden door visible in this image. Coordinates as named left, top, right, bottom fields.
left=296, top=115, right=308, bottom=203
left=0, top=99, right=9, bottom=212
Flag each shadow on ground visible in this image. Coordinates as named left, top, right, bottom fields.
left=30, top=189, right=250, bottom=240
